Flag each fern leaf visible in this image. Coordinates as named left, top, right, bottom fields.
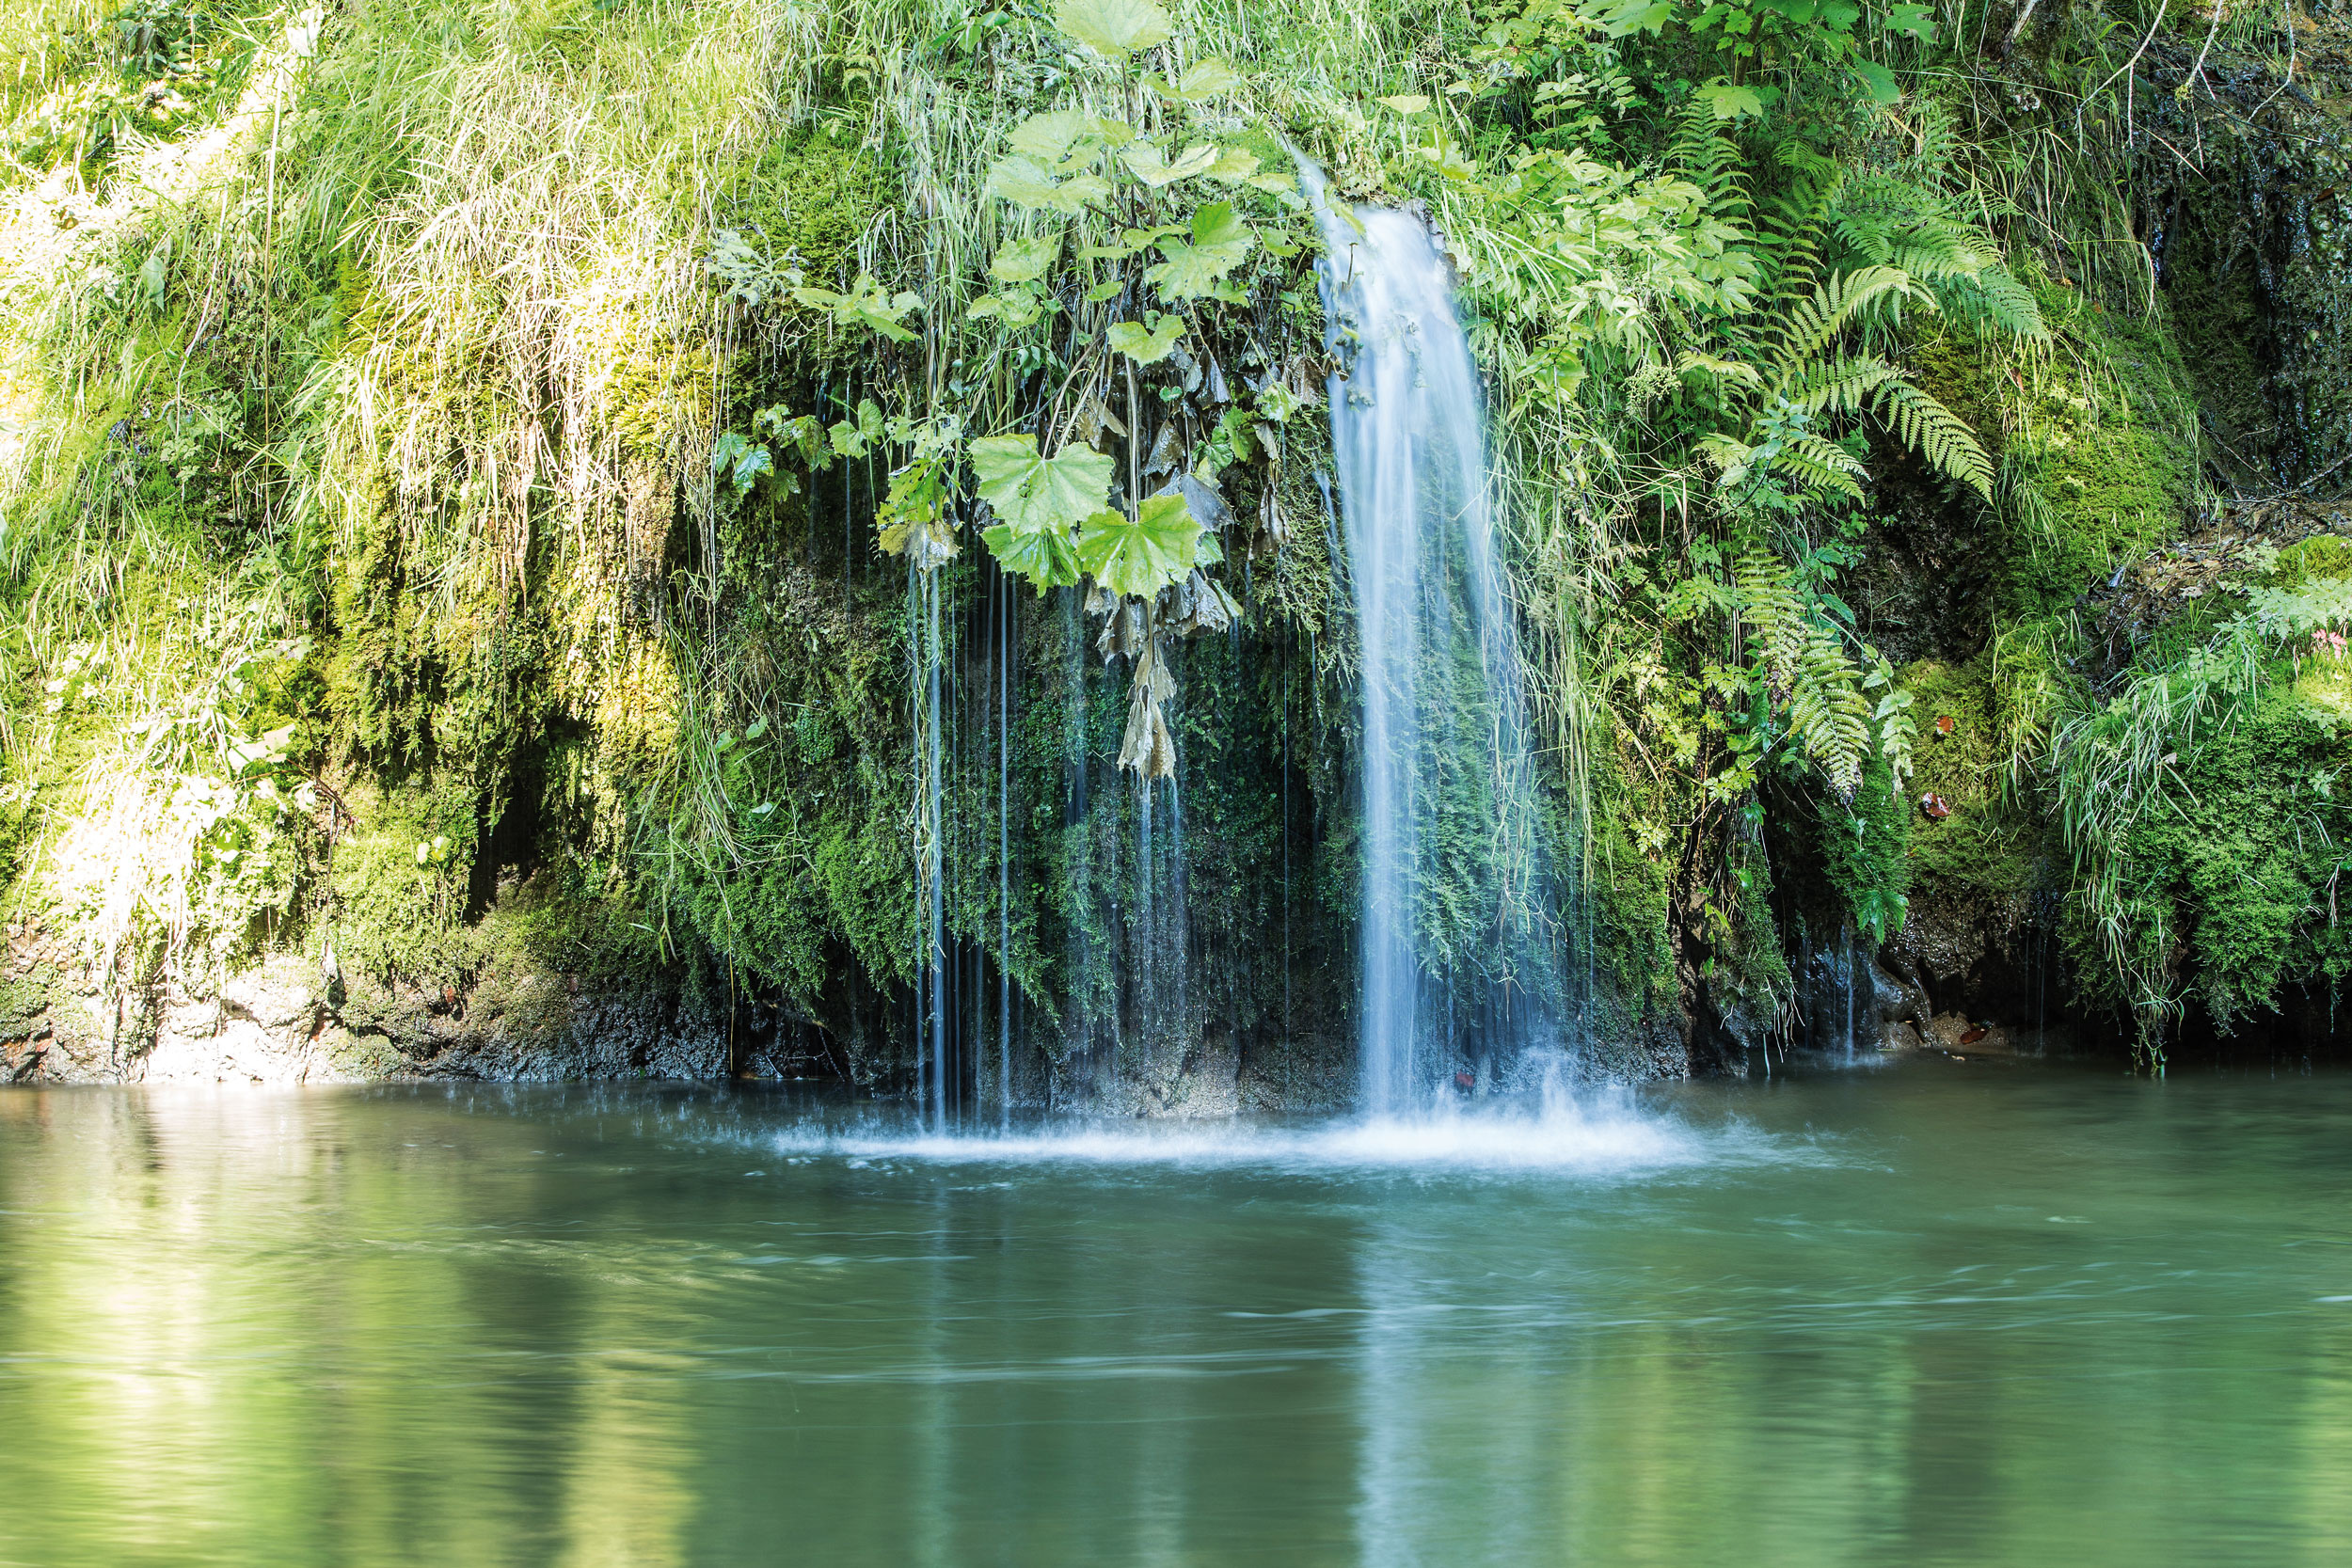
left=1667, top=101, right=1750, bottom=220
left=1787, top=624, right=1873, bottom=800
left=1955, top=264, right=2046, bottom=340
left=1873, top=376, right=1994, bottom=499
left=1769, top=434, right=1867, bottom=501
left=1771, top=266, right=1927, bottom=370
left=1734, top=544, right=1807, bottom=695
left=1780, top=354, right=1897, bottom=414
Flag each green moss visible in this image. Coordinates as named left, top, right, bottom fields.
left=2164, top=225, right=2272, bottom=492
left=1899, top=656, right=2041, bottom=895
left=2069, top=680, right=2352, bottom=1033
left=1912, top=281, right=2201, bottom=620
left=2274, top=534, right=2352, bottom=587
left=1588, top=768, right=1676, bottom=1007
left=2010, top=301, right=2201, bottom=615
left=0, top=967, right=58, bottom=1043
left=720, top=134, right=897, bottom=287
left=326, top=780, right=484, bottom=989
left=1712, top=829, right=1791, bottom=1018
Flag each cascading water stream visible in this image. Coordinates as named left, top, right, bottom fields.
left=913, top=559, right=948, bottom=1132
left=1309, top=170, right=1560, bottom=1116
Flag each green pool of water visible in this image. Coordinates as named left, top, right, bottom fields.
left=4, top=1055, right=2351, bottom=1565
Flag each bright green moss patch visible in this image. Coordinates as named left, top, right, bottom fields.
left=1899, top=656, right=2040, bottom=895
left=720, top=133, right=898, bottom=289
left=2068, top=680, right=2352, bottom=1034
left=2008, top=294, right=2201, bottom=617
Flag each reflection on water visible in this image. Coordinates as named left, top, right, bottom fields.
left=3, top=1062, right=2352, bottom=1565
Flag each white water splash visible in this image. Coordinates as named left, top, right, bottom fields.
left=753, top=1078, right=1776, bottom=1178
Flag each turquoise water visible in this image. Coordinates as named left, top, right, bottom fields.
left=4, top=1055, right=2351, bottom=1565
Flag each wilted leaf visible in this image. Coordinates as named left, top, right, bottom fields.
left=1376, top=94, right=1430, bottom=115
left=1075, top=494, right=1202, bottom=597
left=1107, top=313, right=1184, bottom=365
left=983, top=522, right=1084, bottom=588
left=1053, top=0, right=1172, bottom=57
left=1169, top=471, right=1234, bottom=531
left=1118, top=635, right=1179, bottom=778
left=880, top=515, right=960, bottom=566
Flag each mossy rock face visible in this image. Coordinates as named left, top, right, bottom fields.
left=326, top=780, right=485, bottom=990
left=0, top=966, right=59, bottom=1045
left=1911, top=267, right=2202, bottom=620
left=2151, top=71, right=2352, bottom=492
left=1899, top=657, right=2042, bottom=896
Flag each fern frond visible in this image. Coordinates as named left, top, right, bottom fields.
left=1768, top=265, right=1927, bottom=373
left=1779, top=353, right=1897, bottom=414
left=1733, top=543, right=1807, bottom=693
left=1667, top=101, right=1750, bottom=221
left=1752, top=152, right=1848, bottom=318
left=1950, top=264, right=2046, bottom=340
left=1676, top=350, right=1764, bottom=389
left=1786, top=623, right=1872, bottom=800
left=1768, top=434, right=1867, bottom=501
left=1873, top=376, right=1994, bottom=499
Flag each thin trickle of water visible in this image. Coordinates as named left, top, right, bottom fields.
left=1308, top=169, right=1558, bottom=1115
left=913, top=560, right=948, bottom=1130
left=998, top=567, right=1014, bottom=1124
left=1061, top=583, right=1093, bottom=1061
left=1843, top=921, right=1858, bottom=1064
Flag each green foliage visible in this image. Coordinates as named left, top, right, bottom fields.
left=2052, top=576, right=2352, bottom=1054
left=790, top=274, right=925, bottom=342
left=0, top=0, right=2312, bottom=1080
left=1073, top=494, right=1201, bottom=598
left=1106, top=313, right=1184, bottom=365
left=1052, top=0, right=1171, bottom=59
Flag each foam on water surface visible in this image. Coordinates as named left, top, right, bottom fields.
left=751, top=1088, right=1791, bottom=1179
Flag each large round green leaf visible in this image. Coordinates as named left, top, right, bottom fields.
left=1074, top=494, right=1202, bottom=598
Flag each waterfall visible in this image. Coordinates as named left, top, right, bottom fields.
left=1310, top=173, right=1560, bottom=1116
